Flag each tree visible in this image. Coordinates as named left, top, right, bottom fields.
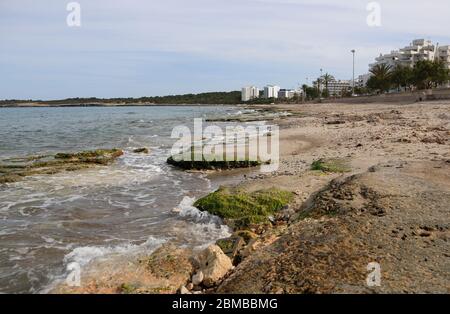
left=304, top=86, right=319, bottom=100
left=431, top=60, right=450, bottom=87
left=367, top=63, right=393, bottom=93
left=322, top=73, right=335, bottom=97
left=412, top=60, right=436, bottom=89
left=391, top=65, right=413, bottom=92
left=411, top=60, right=450, bottom=89
left=321, top=89, right=330, bottom=98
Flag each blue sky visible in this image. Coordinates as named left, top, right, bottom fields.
left=1, top=0, right=450, bottom=100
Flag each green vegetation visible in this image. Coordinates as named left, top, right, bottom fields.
left=367, top=64, right=393, bottom=93
left=232, top=230, right=258, bottom=244
left=321, top=73, right=335, bottom=98
left=311, top=158, right=350, bottom=173
left=119, top=283, right=138, bottom=294
left=194, top=187, right=293, bottom=228
left=302, top=84, right=320, bottom=100
left=0, top=92, right=242, bottom=106
left=55, top=149, right=123, bottom=161
left=216, top=238, right=235, bottom=252
left=367, top=60, right=450, bottom=93
left=0, top=149, right=123, bottom=184
left=167, top=149, right=264, bottom=171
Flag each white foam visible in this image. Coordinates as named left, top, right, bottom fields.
left=63, top=236, right=166, bottom=268
left=172, top=196, right=231, bottom=240
left=173, top=196, right=211, bottom=222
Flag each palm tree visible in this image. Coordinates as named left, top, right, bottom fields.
left=368, top=64, right=393, bottom=92
left=322, top=73, right=335, bottom=93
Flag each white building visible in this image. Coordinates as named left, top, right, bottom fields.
left=314, top=78, right=352, bottom=96
left=370, top=39, right=439, bottom=70
left=264, top=85, right=280, bottom=99
left=357, top=74, right=372, bottom=88
left=437, top=45, right=450, bottom=69
left=241, top=86, right=260, bottom=102
left=278, top=89, right=302, bottom=99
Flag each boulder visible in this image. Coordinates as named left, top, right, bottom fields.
left=192, top=271, right=204, bottom=286
left=198, top=245, right=233, bottom=287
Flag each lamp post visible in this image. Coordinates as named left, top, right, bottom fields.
left=319, top=68, right=323, bottom=95
left=351, top=50, right=356, bottom=95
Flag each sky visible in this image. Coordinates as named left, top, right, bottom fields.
left=1, top=0, right=450, bottom=100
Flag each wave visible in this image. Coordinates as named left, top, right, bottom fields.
left=172, top=196, right=231, bottom=243
left=39, top=236, right=166, bottom=293
left=63, top=236, right=166, bottom=267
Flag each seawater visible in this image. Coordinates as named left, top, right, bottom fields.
left=0, top=105, right=249, bottom=293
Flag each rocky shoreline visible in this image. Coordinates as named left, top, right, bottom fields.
left=56, top=100, right=449, bottom=294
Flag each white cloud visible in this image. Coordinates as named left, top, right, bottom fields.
left=1, top=0, right=450, bottom=97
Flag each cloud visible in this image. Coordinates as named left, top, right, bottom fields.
left=1, top=0, right=449, bottom=98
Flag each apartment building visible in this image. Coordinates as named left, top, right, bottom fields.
left=313, top=78, right=352, bottom=96
left=357, top=74, right=372, bottom=88
left=263, top=85, right=280, bottom=99
left=369, top=39, right=447, bottom=70
left=241, top=86, right=260, bottom=102
left=278, top=89, right=303, bottom=99
left=437, top=46, right=450, bottom=69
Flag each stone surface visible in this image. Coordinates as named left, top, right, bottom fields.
left=179, top=285, right=190, bottom=294
left=191, top=271, right=204, bottom=286
left=215, top=236, right=245, bottom=263
left=198, top=245, right=233, bottom=287
left=217, top=161, right=450, bottom=293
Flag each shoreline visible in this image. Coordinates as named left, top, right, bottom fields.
left=53, top=100, right=450, bottom=293
left=0, top=103, right=240, bottom=108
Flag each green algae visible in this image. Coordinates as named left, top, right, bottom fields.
left=311, top=158, right=351, bottom=173
left=194, top=187, right=293, bottom=228
left=0, top=149, right=123, bottom=184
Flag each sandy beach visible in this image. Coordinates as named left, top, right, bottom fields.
left=54, top=100, right=450, bottom=294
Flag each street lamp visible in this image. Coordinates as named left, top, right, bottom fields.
left=351, top=50, right=356, bottom=95
left=319, top=68, right=323, bottom=94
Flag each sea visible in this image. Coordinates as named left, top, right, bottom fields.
left=0, top=105, right=257, bottom=293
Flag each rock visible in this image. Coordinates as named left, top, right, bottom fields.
left=186, top=283, right=194, bottom=290
left=326, top=120, right=346, bottom=125
left=133, top=148, right=149, bottom=154
left=1, top=149, right=124, bottom=184
left=240, top=238, right=258, bottom=259
left=233, top=230, right=258, bottom=244
left=192, top=271, right=204, bottom=286
left=198, top=245, right=233, bottom=287
left=142, top=243, right=194, bottom=291
left=179, top=285, right=191, bottom=294
left=276, top=207, right=296, bottom=222
left=215, top=236, right=245, bottom=263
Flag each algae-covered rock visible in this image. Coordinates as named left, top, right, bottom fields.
left=167, top=155, right=262, bottom=171
left=194, top=187, right=293, bottom=229
left=233, top=230, right=258, bottom=244
left=55, top=148, right=123, bottom=164
left=0, top=148, right=123, bottom=184
left=311, top=158, right=350, bottom=173
left=216, top=236, right=245, bottom=263
left=133, top=148, right=150, bottom=154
